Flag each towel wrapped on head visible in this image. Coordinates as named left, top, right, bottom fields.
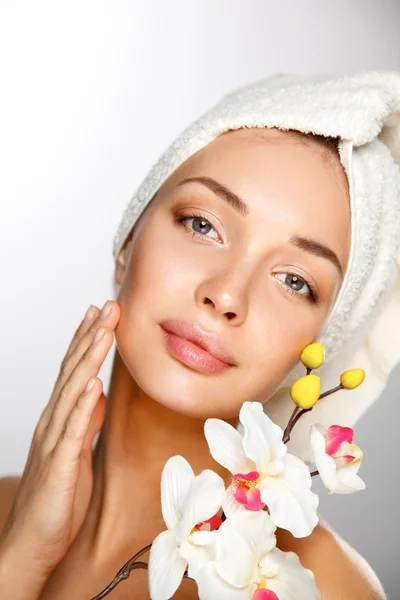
left=113, top=70, right=400, bottom=463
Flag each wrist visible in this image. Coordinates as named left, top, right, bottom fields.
left=0, top=538, right=51, bottom=600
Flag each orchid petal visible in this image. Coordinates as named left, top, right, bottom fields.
left=259, top=454, right=319, bottom=538
left=222, top=485, right=245, bottom=517
left=196, top=562, right=250, bottom=600
left=214, top=510, right=276, bottom=588
left=179, top=538, right=215, bottom=579
left=176, top=469, right=225, bottom=542
left=310, top=423, right=327, bottom=451
left=240, top=402, right=286, bottom=470
left=148, top=529, right=187, bottom=600
left=315, top=451, right=339, bottom=492
left=326, top=424, right=354, bottom=456
left=260, top=548, right=321, bottom=599
left=344, top=444, right=363, bottom=465
left=204, top=418, right=254, bottom=474
left=336, top=466, right=366, bottom=493
left=259, top=550, right=281, bottom=576
left=233, top=482, right=264, bottom=511
left=160, top=455, right=194, bottom=530
left=190, top=530, right=217, bottom=547
left=311, top=425, right=350, bottom=493
left=203, top=514, right=223, bottom=531
left=253, top=591, right=279, bottom=600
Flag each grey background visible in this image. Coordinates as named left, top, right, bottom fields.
left=0, top=1, right=399, bottom=597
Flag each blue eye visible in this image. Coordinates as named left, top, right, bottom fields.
left=177, top=213, right=220, bottom=241
left=275, top=273, right=318, bottom=304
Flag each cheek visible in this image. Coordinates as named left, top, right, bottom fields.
left=113, top=222, right=332, bottom=419
left=243, top=307, right=324, bottom=402
left=118, top=226, right=187, bottom=313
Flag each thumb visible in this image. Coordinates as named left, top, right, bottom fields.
left=82, top=392, right=107, bottom=455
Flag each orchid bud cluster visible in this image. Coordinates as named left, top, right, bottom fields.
left=90, top=343, right=366, bottom=600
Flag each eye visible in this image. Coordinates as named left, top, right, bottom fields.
left=176, top=212, right=220, bottom=241
left=275, top=273, right=318, bottom=304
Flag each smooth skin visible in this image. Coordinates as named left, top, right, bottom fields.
left=0, top=302, right=119, bottom=598
left=0, top=128, right=386, bottom=599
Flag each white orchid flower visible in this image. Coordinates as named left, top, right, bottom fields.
left=310, top=424, right=366, bottom=494
left=196, top=510, right=321, bottom=600
left=204, top=402, right=319, bottom=538
left=148, top=455, right=225, bottom=600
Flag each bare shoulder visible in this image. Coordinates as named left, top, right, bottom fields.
left=276, top=516, right=387, bottom=599
left=0, top=476, right=21, bottom=534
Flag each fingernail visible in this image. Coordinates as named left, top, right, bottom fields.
left=93, top=327, right=105, bottom=345
left=85, top=377, right=95, bottom=393
left=100, top=301, right=112, bottom=320
left=84, top=305, right=96, bottom=324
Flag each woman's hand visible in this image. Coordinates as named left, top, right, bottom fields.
left=0, top=300, right=121, bottom=577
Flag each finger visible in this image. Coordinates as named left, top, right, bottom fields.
left=56, top=301, right=119, bottom=395
left=82, top=391, right=107, bottom=455
left=37, top=302, right=119, bottom=435
left=51, top=377, right=103, bottom=475
left=41, top=327, right=114, bottom=453
left=60, top=305, right=100, bottom=372
left=33, top=304, right=101, bottom=437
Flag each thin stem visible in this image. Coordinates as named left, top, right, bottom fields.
left=89, top=544, right=152, bottom=600
left=282, top=368, right=312, bottom=444
left=318, top=384, right=343, bottom=399
left=283, top=406, right=300, bottom=444
left=283, top=384, right=345, bottom=444
left=290, top=408, right=308, bottom=431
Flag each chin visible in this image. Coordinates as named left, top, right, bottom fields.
left=142, top=348, right=239, bottom=419
left=116, top=316, right=285, bottom=421
left=115, top=319, right=250, bottom=420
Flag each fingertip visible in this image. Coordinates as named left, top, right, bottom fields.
left=84, top=376, right=97, bottom=393
left=83, top=305, right=100, bottom=326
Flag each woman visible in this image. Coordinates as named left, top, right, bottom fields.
left=1, top=71, right=399, bottom=599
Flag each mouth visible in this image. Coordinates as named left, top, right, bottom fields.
left=160, top=319, right=236, bottom=374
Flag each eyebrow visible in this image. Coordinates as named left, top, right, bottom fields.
left=289, top=235, right=344, bottom=277
left=176, top=176, right=343, bottom=277
left=176, top=176, right=250, bottom=217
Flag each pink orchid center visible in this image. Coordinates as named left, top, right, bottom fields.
left=325, top=425, right=354, bottom=456
left=253, top=589, right=279, bottom=600
left=191, top=513, right=223, bottom=533
left=324, top=426, right=363, bottom=469
left=335, top=454, right=356, bottom=468
left=232, top=471, right=265, bottom=512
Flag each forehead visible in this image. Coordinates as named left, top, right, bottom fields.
left=160, top=127, right=351, bottom=268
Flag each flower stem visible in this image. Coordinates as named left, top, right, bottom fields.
left=318, top=384, right=343, bottom=399
left=283, top=384, right=344, bottom=444
left=283, top=406, right=300, bottom=444
left=89, top=544, right=152, bottom=600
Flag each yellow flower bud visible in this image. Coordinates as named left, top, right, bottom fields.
left=290, top=374, right=321, bottom=409
left=340, top=369, right=365, bottom=390
left=300, top=342, right=325, bottom=370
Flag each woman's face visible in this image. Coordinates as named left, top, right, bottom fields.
left=114, top=127, right=351, bottom=419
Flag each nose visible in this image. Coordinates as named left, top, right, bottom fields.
left=195, top=269, right=250, bottom=325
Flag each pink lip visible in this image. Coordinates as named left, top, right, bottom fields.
left=160, top=319, right=236, bottom=374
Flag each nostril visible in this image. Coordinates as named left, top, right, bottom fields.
left=226, top=312, right=236, bottom=320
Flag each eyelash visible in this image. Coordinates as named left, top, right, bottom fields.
left=175, top=211, right=319, bottom=305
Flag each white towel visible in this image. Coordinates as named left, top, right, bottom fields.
left=113, top=70, right=400, bottom=462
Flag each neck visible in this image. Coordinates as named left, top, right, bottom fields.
left=85, top=348, right=233, bottom=564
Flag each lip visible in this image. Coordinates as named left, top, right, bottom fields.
left=160, top=318, right=236, bottom=373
